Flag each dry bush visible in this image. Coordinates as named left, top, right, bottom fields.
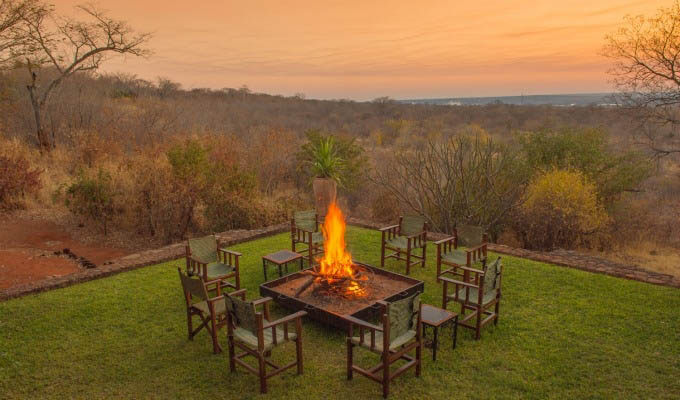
left=516, top=168, right=609, bottom=250
left=0, top=153, right=42, bottom=209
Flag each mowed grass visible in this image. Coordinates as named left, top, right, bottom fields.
left=1, top=227, right=679, bottom=399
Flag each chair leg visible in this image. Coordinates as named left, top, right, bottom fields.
left=186, top=310, right=193, bottom=340
left=380, top=241, right=386, bottom=267
left=442, top=281, right=448, bottom=309
left=346, top=339, right=353, bottom=380
left=475, top=307, right=482, bottom=340
left=382, top=352, right=390, bottom=399
left=296, top=336, right=303, bottom=375
left=258, top=353, right=267, bottom=394
left=406, top=248, right=411, bottom=275
left=415, top=340, right=422, bottom=377
left=228, top=334, right=236, bottom=372
left=210, top=315, right=220, bottom=354
left=494, top=301, right=500, bottom=326
left=422, top=244, right=426, bottom=267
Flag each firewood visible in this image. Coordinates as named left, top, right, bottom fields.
left=294, top=277, right=315, bottom=298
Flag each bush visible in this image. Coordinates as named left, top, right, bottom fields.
left=518, top=127, right=651, bottom=206
left=64, top=169, right=116, bottom=234
left=0, top=155, right=42, bottom=209
left=516, top=168, right=609, bottom=250
left=297, top=130, right=367, bottom=190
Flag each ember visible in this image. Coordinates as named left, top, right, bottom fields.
left=295, top=202, right=371, bottom=298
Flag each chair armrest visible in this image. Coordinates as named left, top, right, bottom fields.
left=187, top=256, right=208, bottom=266
left=293, top=226, right=315, bottom=234
left=439, top=276, right=479, bottom=289
left=252, top=297, right=273, bottom=306
left=379, top=224, right=399, bottom=232
left=434, top=236, right=456, bottom=246
left=344, top=315, right=384, bottom=332
left=207, top=294, right=226, bottom=304
left=465, top=243, right=487, bottom=253
left=457, top=265, right=485, bottom=275
left=227, top=289, right=247, bottom=300
left=263, top=311, right=307, bottom=329
left=219, top=248, right=242, bottom=257
left=405, top=231, right=427, bottom=239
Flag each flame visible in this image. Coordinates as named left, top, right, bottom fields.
left=317, top=202, right=366, bottom=297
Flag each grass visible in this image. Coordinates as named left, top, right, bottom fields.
left=1, top=226, right=679, bottom=399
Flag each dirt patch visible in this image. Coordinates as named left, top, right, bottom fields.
left=0, top=211, right=133, bottom=289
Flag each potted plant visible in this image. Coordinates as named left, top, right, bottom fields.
left=298, top=132, right=366, bottom=216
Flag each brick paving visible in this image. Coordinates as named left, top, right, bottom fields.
left=2, top=218, right=677, bottom=302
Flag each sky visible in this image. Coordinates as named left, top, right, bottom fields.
left=55, top=0, right=670, bottom=100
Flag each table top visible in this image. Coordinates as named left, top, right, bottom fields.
left=421, top=304, right=458, bottom=327
left=263, top=250, right=303, bottom=264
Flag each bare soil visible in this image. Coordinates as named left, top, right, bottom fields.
left=274, top=272, right=413, bottom=315
left=0, top=210, right=136, bottom=289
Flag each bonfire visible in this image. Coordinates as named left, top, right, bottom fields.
left=294, top=202, right=371, bottom=298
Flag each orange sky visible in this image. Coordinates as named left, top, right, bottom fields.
left=55, top=0, right=669, bottom=100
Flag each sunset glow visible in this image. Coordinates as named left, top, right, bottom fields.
left=56, top=0, right=669, bottom=99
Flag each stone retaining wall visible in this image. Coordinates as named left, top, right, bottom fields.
left=348, top=217, right=680, bottom=289
left=2, top=219, right=677, bottom=302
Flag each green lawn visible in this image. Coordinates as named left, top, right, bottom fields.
left=1, top=227, right=679, bottom=399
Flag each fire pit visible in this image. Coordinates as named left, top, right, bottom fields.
left=260, top=203, right=424, bottom=329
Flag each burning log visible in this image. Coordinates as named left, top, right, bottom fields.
left=294, top=267, right=372, bottom=298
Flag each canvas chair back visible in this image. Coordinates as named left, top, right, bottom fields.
left=400, top=215, right=426, bottom=236
left=225, top=296, right=258, bottom=335
left=294, top=210, right=317, bottom=232
left=387, top=293, right=421, bottom=342
left=457, top=224, right=485, bottom=247
left=483, top=257, right=501, bottom=295
left=188, top=235, right=218, bottom=264
left=178, top=269, right=210, bottom=302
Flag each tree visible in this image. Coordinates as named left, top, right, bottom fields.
left=603, top=1, right=680, bottom=157
left=14, top=3, right=151, bottom=150
left=0, top=0, right=47, bottom=69
left=372, top=134, right=529, bottom=237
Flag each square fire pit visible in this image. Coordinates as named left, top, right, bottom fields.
left=259, top=261, right=424, bottom=330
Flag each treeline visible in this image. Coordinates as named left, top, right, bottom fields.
left=0, top=71, right=678, bottom=254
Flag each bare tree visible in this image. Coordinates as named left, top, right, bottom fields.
left=0, top=0, right=48, bottom=68
left=372, top=135, right=528, bottom=238
left=603, top=1, right=680, bottom=157
left=15, top=3, right=151, bottom=150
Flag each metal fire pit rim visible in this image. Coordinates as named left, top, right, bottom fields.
left=259, top=261, right=425, bottom=330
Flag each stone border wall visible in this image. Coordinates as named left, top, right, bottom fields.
left=2, top=218, right=677, bottom=302
left=349, top=217, right=680, bottom=289
left=0, top=224, right=288, bottom=301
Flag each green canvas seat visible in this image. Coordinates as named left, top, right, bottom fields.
left=234, top=327, right=299, bottom=352
left=193, top=297, right=227, bottom=316
left=225, top=290, right=307, bottom=394
left=351, top=330, right=416, bottom=353
left=346, top=292, right=423, bottom=398
left=441, top=250, right=484, bottom=267
left=186, top=234, right=240, bottom=292
left=380, top=215, right=428, bottom=275
left=291, top=210, right=324, bottom=266
left=442, top=257, right=503, bottom=340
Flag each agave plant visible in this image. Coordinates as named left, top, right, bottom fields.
left=298, top=130, right=366, bottom=190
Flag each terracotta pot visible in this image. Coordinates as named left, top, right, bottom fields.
left=313, top=178, right=337, bottom=217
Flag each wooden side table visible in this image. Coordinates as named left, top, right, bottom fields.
left=262, top=250, right=304, bottom=281
left=421, top=304, right=458, bottom=361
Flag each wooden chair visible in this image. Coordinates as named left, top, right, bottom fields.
left=177, top=268, right=245, bottom=354
left=380, top=215, right=428, bottom=275
left=186, top=234, right=240, bottom=294
left=440, top=257, right=503, bottom=340
left=225, top=291, right=307, bottom=394
left=291, top=210, right=324, bottom=267
left=346, top=293, right=423, bottom=399
left=435, top=224, right=488, bottom=280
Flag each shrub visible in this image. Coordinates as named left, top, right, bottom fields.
left=518, top=127, right=651, bottom=206
left=64, top=169, right=116, bottom=234
left=0, top=154, right=42, bottom=209
left=516, top=168, right=609, bottom=250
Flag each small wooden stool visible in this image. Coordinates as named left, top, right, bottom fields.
left=262, top=250, right=304, bottom=281
left=421, top=304, right=458, bottom=361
